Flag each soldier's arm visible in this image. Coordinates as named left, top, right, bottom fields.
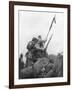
left=35, top=44, right=44, bottom=50
left=43, top=39, right=47, bottom=43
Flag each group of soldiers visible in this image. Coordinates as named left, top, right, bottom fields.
left=19, top=35, right=49, bottom=77
left=19, top=15, right=57, bottom=78
left=25, top=35, right=48, bottom=66
left=20, top=15, right=56, bottom=68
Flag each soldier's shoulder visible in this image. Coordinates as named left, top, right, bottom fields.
left=27, top=41, right=33, bottom=50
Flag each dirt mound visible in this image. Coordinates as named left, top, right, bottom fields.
left=20, top=54, right=63, bottom=79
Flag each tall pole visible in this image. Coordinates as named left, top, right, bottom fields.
left=44, top=34, right=53, bottom=51
left=45, top=15, right=56, bottom=41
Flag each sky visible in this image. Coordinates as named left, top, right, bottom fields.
left=18, top=10, right=64, bottom=62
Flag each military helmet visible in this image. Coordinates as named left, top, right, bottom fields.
left=27, top=41, right=34, bottom=50
left=32, top=37, right=38, bottom=43
left=38, top=35, right=41, bottom=39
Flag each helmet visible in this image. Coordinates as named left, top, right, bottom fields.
left=27, top=41, right=34, bottom=50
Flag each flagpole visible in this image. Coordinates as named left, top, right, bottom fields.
left=45, top=15, right=56, bottom=41
left=44, top=33, right=53, bottom=51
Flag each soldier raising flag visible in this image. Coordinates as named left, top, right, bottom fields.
left=25, top=15, right=56, bottom=65
left=35, top=15, right=56, bottom=52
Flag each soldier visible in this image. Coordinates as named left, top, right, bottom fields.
left=27, top=41, right=33, bottom=51
left=32, top=37, right=38, bottom=44
left=25, top=37, right=38, bottom=65
left=25, top=51, right=34, bottom=67
left=19, top=54, right=24, bottom=69
left=26, top=35, right=47, bottom=65
left=27, top=37, right=38, bottom=51
left=19, top=53, right=24, bottom=78
left=35, top=35, right=47, bottom=51
left=31, top=35, right=47, bottom=58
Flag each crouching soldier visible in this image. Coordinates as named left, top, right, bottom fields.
left=25, top=37, right=38, bottom=66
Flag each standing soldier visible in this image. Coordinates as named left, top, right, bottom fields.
left=19, top=53, right=24, bottom=78
left=33, top=35, right=47, bottom=58
left=35, top=35, right=47, bottom=51
left=25, top=37, right=38, bottom=66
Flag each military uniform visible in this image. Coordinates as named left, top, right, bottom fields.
left=35, top=35, right=46, bottom=50
left=25, top=37, right=39, bottom=66
left=19, top=54, right=24, bottom=78
left=25, top=36, right=47, bottom=66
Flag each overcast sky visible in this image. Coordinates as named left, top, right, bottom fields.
left=18, top=10, right=64, bottom=61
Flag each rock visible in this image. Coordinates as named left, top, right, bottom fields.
left=56, top=55, right=63, bottom=77
left=20, top=57, right=49, bottom=78
left=20, top=54, right=63, bottom=78
left=44, top=69, right=56, bottom=77
left=48, top=54, right=57, bottom=63
left=44, top=55, right=63, bottom=77
left=45, top=63, right=54, bottom=73
left=34, top=57, right=49, bottom=75
left=20, top=66, right=33, bottom=78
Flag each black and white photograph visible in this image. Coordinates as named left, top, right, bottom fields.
left=9, top=1, right=70, bottom=88
left=19, top=11, right=63, bottom=79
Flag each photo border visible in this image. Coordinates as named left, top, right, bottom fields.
left=9, top=1, right=70, bottom=89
